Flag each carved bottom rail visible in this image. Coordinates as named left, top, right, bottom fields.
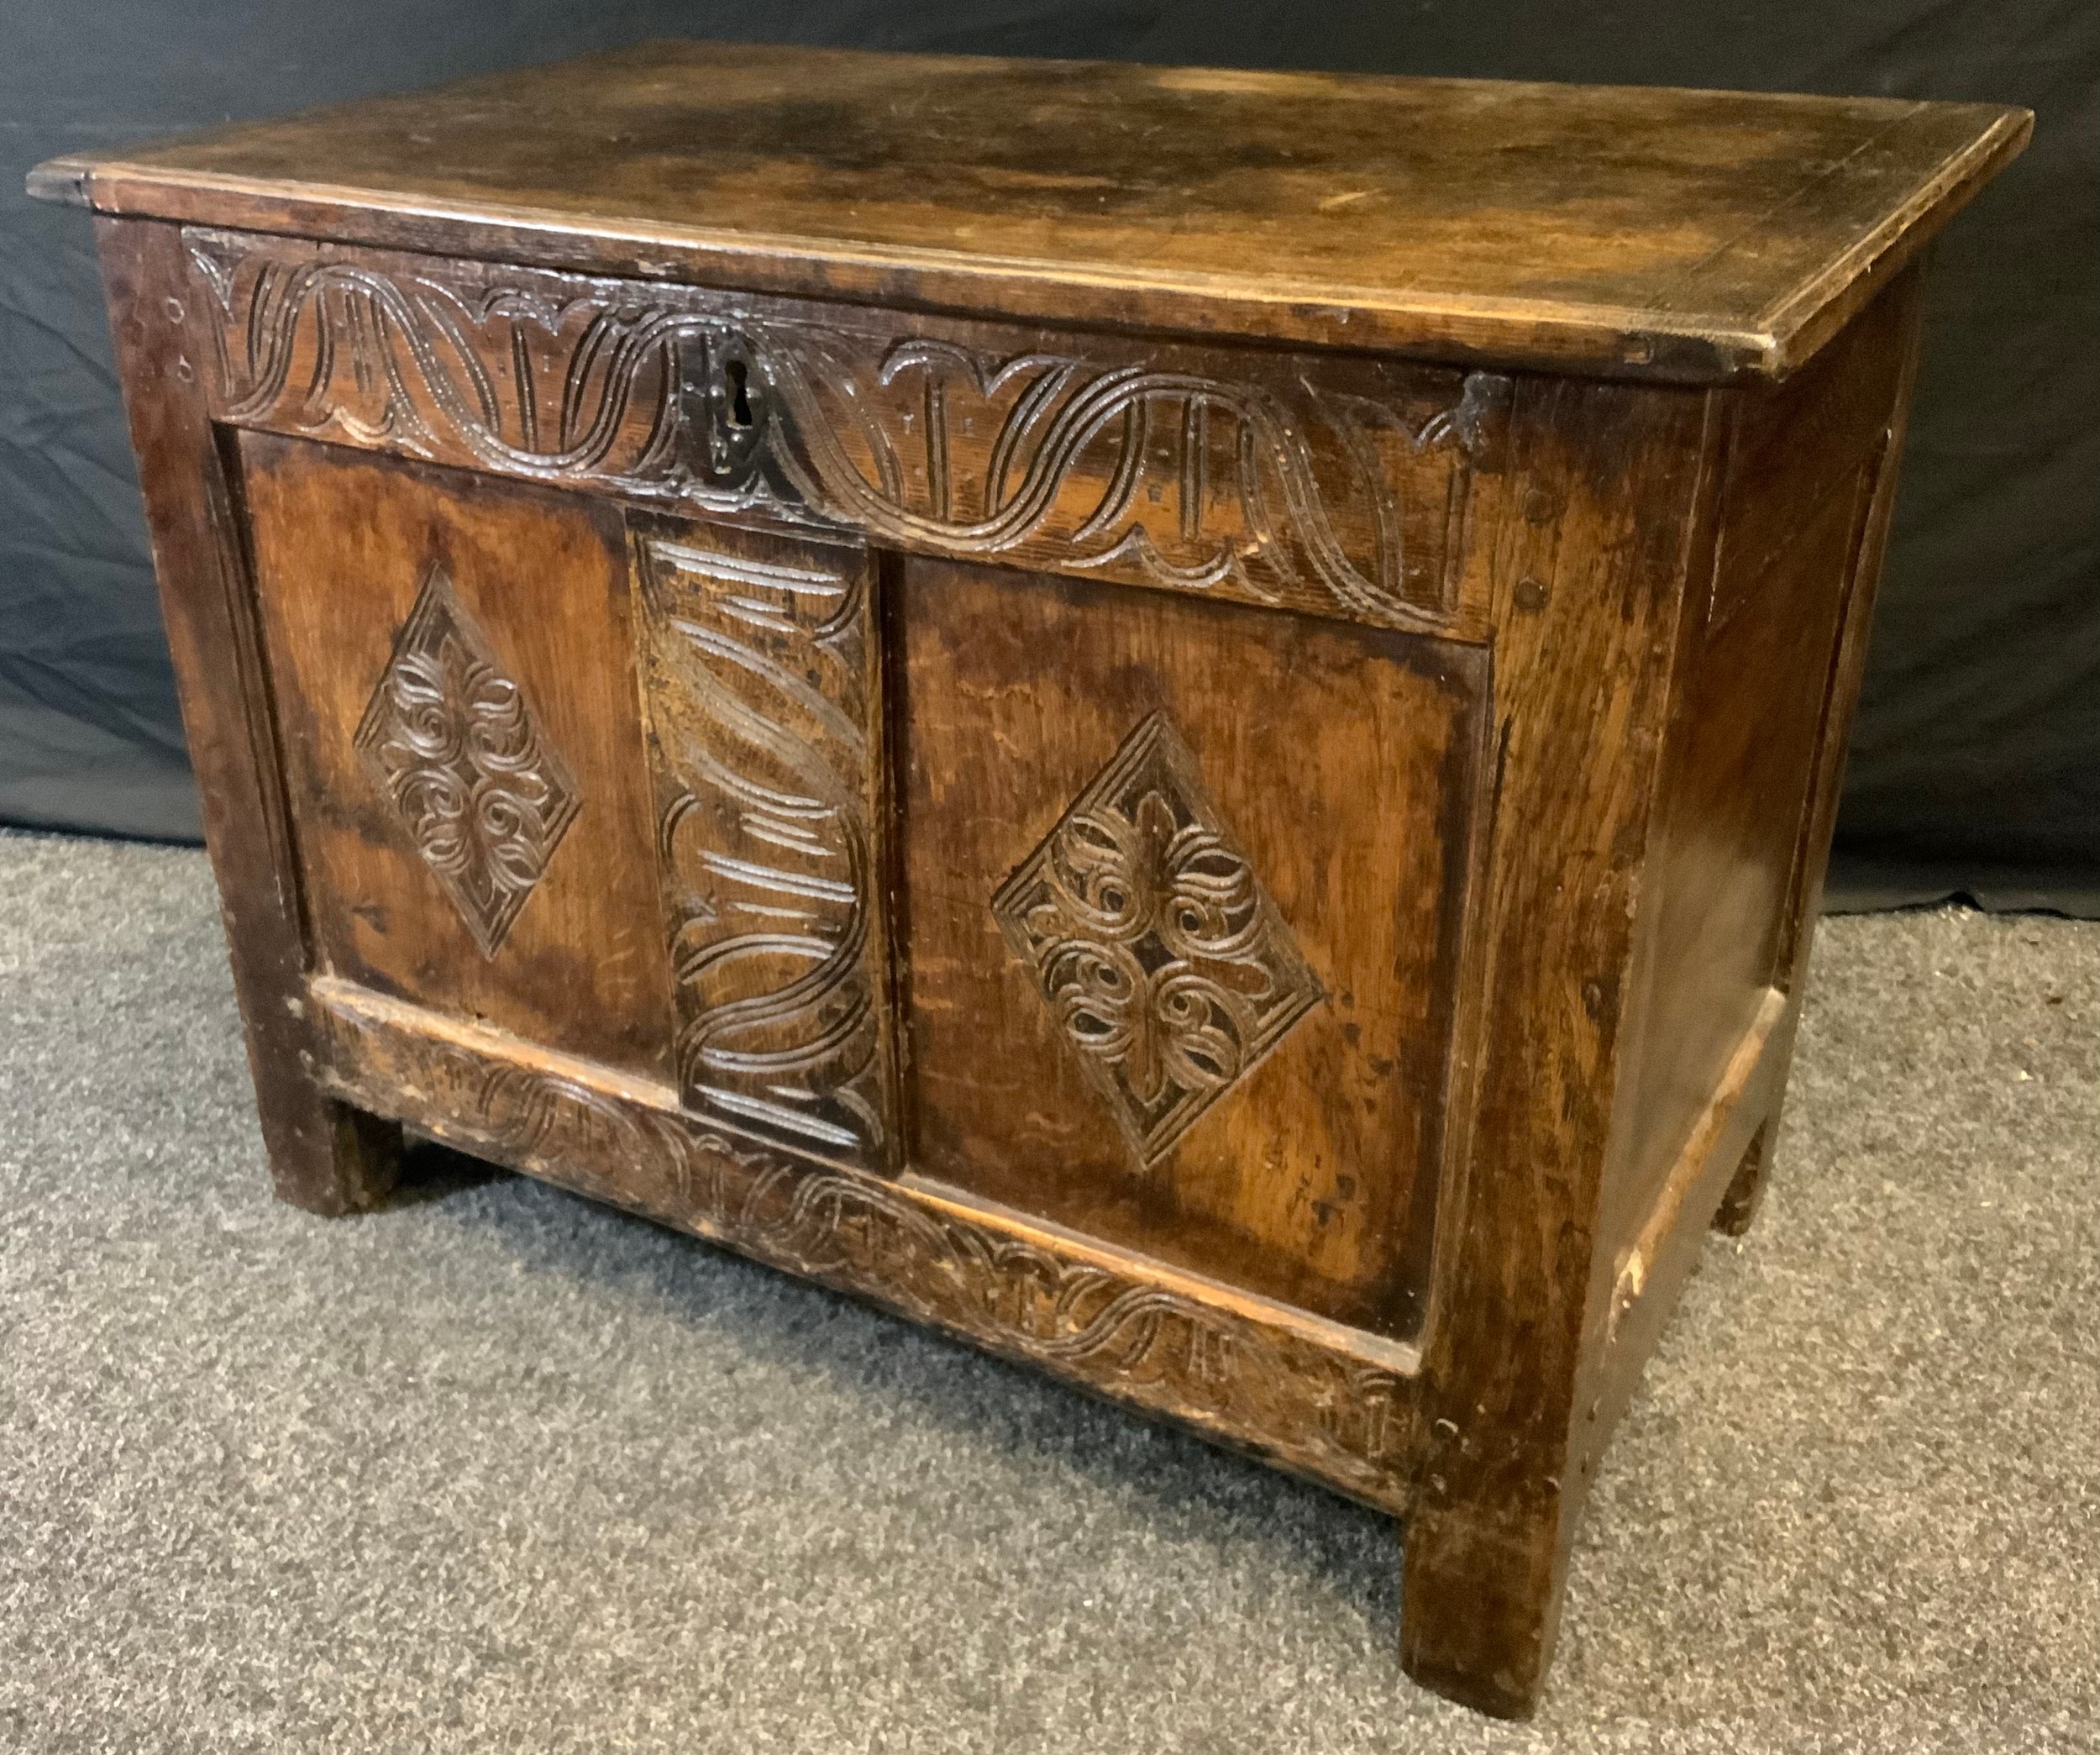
left=304, top=974, right=1422, bottom=1511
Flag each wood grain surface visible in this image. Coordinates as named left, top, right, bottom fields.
left=39, top=40, right=2027, bottom=380
left=1397, top=372, right=1714, bottom=1715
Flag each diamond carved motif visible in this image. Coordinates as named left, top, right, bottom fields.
left=992, top=712, right=1324, bottom=1167
left=355, top=565, right=580, bottom=957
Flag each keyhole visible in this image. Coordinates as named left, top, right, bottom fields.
left=725, top=359, right=753, bottom=428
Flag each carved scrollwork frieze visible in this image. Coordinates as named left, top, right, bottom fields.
left=186, top=227, right=1507, bottom=633
left=308, top=981, right=1420, bottom=1511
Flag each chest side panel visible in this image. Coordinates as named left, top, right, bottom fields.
left=1604, top=276, right=1918, bottom=1261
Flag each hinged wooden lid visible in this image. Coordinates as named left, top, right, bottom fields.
left=29, top=39, right=2027, bottom=382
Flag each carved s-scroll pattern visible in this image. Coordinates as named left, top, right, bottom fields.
left=993, top=712, right=1322, bottom=1167
left=760, top=337, right=1509, bottom=628
left=185, top=229, right=706, bottom=490
left=308, top=985, right=1418, bottom=1511
left=354, top=566, right=580, bottom=956
left=634, top=531, right=893, bottom=1164
left=185, top=228, right=1508, bottom=634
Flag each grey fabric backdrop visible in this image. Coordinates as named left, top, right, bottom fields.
left=4, top=2, right=2094, bottom=905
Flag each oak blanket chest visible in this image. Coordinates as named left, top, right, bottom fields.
left=30, top=43, right=2026, bottom=1716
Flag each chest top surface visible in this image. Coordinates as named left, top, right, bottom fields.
left=34, top=40, right=2024, bottom=382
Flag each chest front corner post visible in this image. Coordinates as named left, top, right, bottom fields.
left=1396, top=376, right=1715, bottom=1717
left=94, top=215, right=401, bottom=1214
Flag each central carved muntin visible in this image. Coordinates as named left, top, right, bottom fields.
left=993, top=712, right=1323, bottom=1166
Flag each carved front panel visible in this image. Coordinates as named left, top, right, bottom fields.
left=238, top=433, right=680, bottom=1081
left=185, top=227, right=1508, bottom=638
left=900, top=558, right=1492, bottom=1342
left=633, top=520, right=895, bottom=1165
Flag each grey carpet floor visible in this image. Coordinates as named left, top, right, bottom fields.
left=1, top=828, right=2095, bottom=1754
